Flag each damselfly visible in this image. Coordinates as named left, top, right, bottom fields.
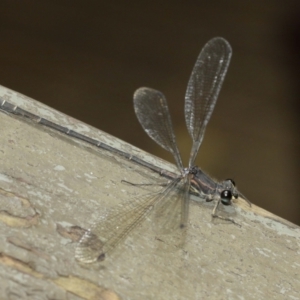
left=75, top=37, right=251, bottom=263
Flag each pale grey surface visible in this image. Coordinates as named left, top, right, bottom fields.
left=0, top=86, right=299, bottom=299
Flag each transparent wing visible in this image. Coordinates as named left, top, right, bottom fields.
left=134, top=87, right=183, bottom=170
left=154, top=175, right=190, bottom=233
left=152, top=175, right=190, bottom=252
left=75, top=176, right=184, bottom=263
left=185, top=37, right=232, bottom=166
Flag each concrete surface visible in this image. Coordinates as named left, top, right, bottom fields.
left=0, top=86, right=299, bottom=299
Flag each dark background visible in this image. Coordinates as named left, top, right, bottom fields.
left=1, top=1, right=299, bottom=225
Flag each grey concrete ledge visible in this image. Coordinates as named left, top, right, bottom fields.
left=0, top=85, right=299, bottom=299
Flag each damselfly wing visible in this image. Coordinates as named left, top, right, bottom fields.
left=75, top=37, right=250, bottom=263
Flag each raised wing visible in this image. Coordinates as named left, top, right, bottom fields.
left=134, top=87, right=183, bottom=170
left=185, top=37, right=232, bottom=166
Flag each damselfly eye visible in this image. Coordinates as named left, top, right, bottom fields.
left=226, top=178, right=235, bottom=186
left=221, top=190, right=232, bottom=205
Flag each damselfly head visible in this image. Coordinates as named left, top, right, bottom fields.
left=219, top=178, right=238, bottom=205
left=220, top=190, right=232, bottom=205
left=220, top=179, right=251, bottom=207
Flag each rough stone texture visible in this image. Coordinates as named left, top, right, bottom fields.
left=0, top=87, right=299, bottom=299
